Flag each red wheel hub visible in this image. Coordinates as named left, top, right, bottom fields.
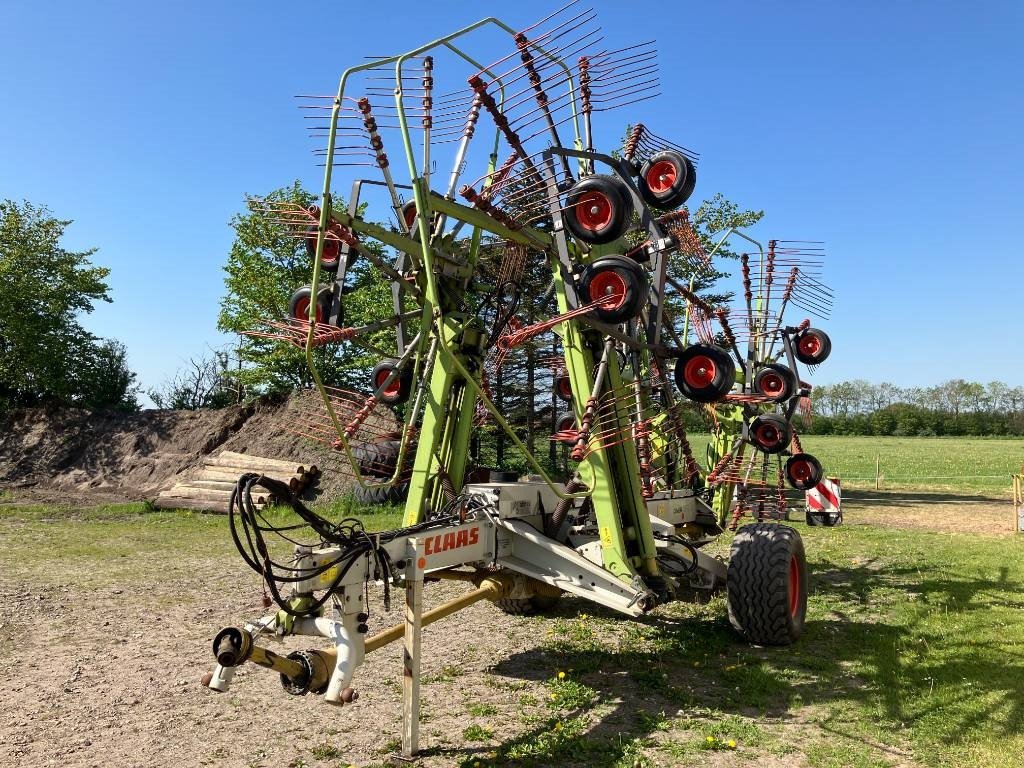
left=375, top=369, right=402, bottom=398
left=789, top=460, right=812, bottom=483
left=755, top=423, right=780, bottom=447
left=759, top=372, right=785, bottom=397
left=589, top=270, right=627, bottom=309
left=322, top=238, right=341, bottom=263
left=575, top=191, right=614, bottom=231
left=799, top=334, right=822, bottom=357
left=293, top=297, right=322, bottom=323
left=788, top=554, right=801, bottom=618
left=683, top=356, right=716, bottom=388
left=556, top=376, right=573, bottom=399
left=403, top=204, right=418, bottom=228
left=645, top=160, right=677, bottom=194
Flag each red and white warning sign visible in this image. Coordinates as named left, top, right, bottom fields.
left=806, top=477, right=841, bottom=515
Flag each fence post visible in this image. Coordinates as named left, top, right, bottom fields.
left=1014, top=468, right=1023, bottom=533
left=875, top=455, right=881, bottom=491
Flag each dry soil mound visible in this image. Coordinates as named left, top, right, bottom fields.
left=0, top=392, right=364, bottom=504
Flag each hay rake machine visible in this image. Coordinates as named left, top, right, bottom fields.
left=202, top=3, right=834, bottom=757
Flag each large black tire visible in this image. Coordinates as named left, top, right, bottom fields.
left=350, top=440, right=404, bottom=478
left=495, top=593, right=562, bottom=616
left=563, top=175, right=631, bottom=245
left=354, top=479, right=409, bottom=505
left=727, top=523, right=808, bottom=645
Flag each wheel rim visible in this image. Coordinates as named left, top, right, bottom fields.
left=403, top=204, right=418, bottom=228
left=789, top=459, right=812, bottom=484
left=322, top=238, right=341, bottom=264
left=293, top=296, right=321, bottom=323
left=759, top=372, right=785, bottom=398
left=755, top=422, right=780, bottom=448
left=798, top=334, right=822, bottom=357
left=375, top=369, right=401, bottom=398
left=557, top=376, right=573, bottom=399
left=645, top=160, right=677, bottom=194
left=589, top=270, right=628, bottom=309
left=788, top=554, right=801, bottom=618
left=575, top=191, right=614, bottom=232
left=683, top=356, right=716, bottom=388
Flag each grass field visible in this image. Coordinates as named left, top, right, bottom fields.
left=683, top=434, right=1024, bottom=493
left=2, top=495, right=1023, bottom=768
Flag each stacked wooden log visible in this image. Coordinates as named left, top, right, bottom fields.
left=154, top=450, right=320, bottom=513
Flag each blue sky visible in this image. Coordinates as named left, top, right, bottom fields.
left=2, top=1, right=1022, bottom=401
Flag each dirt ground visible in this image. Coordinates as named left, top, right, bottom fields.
left=2, top=491, right=1013, bottom=768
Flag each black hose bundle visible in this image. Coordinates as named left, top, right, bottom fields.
left=227, top=473, right=454, bottom=618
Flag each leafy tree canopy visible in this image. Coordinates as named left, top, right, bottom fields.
left=0, top=200, right=138, bottom=411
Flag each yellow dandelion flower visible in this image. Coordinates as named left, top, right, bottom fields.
left=727, top=739, right=737, bottom=749
left=555, top=722, right=563, bottom=731
left=557, top=671, right=566, bottom=680
left=705, top=736, right=715, bottom=743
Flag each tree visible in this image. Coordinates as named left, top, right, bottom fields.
left=218, top=182, right=396, bottom=395
left=0, top=199, right=138, bottom=412
left=148, top=350, right=236, bottom=410
left=76, top=339, right=141, bottom=412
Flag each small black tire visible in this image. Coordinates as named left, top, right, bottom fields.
left=288, top=285, right=333, bottom=324
left=753, top=363, right=796, bottom=403
left=673, top=344, right=736, bottom=403
left=304, top=225, right=345, bottom=270
left=638, top=150, right=697, bottom=210
left=794, top=328, right=832, bottom=365
left=748, top=414, right=793, bottom=454
left=555, top=374, right=574, bottom=402
left=353, top=479, right=409, bottom=505
left=579, top=256, right=648, bottom=324
left=727, top=523, right=808, bottom=645
left=370, top=359, right=414, bottom=405
left=555, top=412, right=577, bottom=433
left=563, top=175, right=631, bottom=245
left=785, top=453, right=823, bottom=491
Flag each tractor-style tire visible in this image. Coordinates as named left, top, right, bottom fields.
left=794, top=328, right=832, bottom=365
left=727, top=523, right=808, bottom=646
left=638, top=150, right=697, bottom=210
left=673, top=344, right=736, bottom=403
left=563, top=175, right=631, bottom=245
left=579, top=256, right=648, bottom=324
left=495, top=593, right=562, bottom=616
left=350, top=440, right=407, bottom=479
left=354, top=479, right=410, bottom=505
left=753, top=363, right=796, bottom=403
left=371, top=359, right=414, bottom=405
